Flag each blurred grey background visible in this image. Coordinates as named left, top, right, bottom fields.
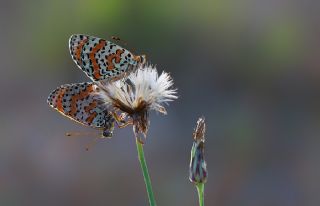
left=0, top=0, right=319, bottom=205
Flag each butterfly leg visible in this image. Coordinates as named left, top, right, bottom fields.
left=117, top=119, right=133, bottom=128
left=112, top=111, right=133, bottom=128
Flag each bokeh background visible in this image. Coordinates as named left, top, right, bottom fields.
left=1, top=0, right=319, bottom=205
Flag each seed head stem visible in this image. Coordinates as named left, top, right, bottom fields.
left=136, top=138, right=157, bottom=206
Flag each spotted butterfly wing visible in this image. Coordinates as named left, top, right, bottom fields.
left=47, top=82, right=115, bottom=136
left=69, top=34, right=146, bottom=82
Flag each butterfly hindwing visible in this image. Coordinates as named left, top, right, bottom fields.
left=69, top=34, right=146, bottom=81
left=47, top=82, right=107, bottom=128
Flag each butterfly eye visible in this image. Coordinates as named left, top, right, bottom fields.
left=134, top=55, right=146, bottom=64
left=140, top=55, right=146, bottom=64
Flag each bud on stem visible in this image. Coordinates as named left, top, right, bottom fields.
left=189, top=117, right=207, bottom=184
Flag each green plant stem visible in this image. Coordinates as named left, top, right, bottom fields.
left=136, top=138, right=156, bottom=206
left=196, top=183, right=204, bottom=206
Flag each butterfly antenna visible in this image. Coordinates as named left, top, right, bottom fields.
left=111, top=36, right=128, bottom=46
left=65, top=131, right=100, bottom=137
left=85, top=136, right=101, bottom=151
left=111, top=35, right=141, bottom=58
left=64, top=131, right=104, bottom=151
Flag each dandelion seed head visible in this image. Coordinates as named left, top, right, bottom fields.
left=96, top=65, right=177, bottom=140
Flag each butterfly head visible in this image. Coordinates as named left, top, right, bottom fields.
left=101, top=113, right=115, bottom=138
left=134, top=54, right=146, bottom=65
left=102, top=130, right=113, bottom=138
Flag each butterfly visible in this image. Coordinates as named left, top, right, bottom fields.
left=47, top=82, right=132, bottom=137
left=47, top=34, right=142, bottom=137
left=69, top=34, right=146, bottom=82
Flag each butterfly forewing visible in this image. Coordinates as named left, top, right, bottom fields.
left=47, top=82, right=108, bottom=128
left=69, top=34, right=145, bottom=81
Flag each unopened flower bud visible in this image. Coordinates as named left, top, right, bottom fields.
left=189, top=117, right=207, bottom=184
